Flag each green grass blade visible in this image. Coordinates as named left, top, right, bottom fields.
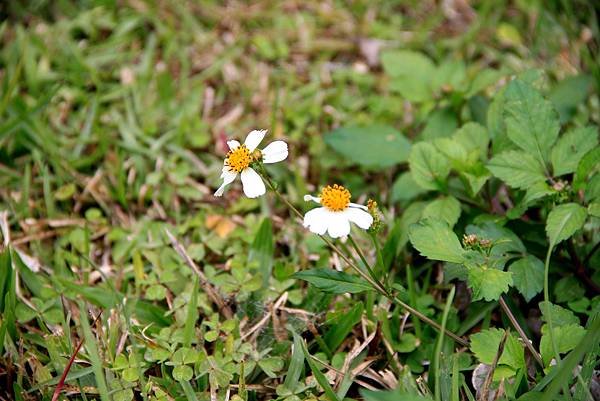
left=77, top=302, right=109, bottom=401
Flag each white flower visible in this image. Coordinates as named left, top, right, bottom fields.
left=303, top=184, right=373, bottom=238
left=214, top=130, right=288, bottom=198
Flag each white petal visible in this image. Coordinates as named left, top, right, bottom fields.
left=348, top=202, right=368, bottom=210
left=214, top=169, right=237, bottom=196
left=303, top=207, right=330, bottom=235
left=303, top=195, right=322, bottom=204
left=326, top=211, right=351, bottom=238
left=244, top=129, right=267, bottom=151
left=240, top=168, right=266, bottom=198
left=261, top=140, right=288, bottom=164
left=227, top=140, right=240, bottom=150
left=344, top=207, right=373, bottom=230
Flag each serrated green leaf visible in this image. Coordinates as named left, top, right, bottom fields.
left=508, top=256, right=544, bottom=302
left=573, top=147, right=600, bottom=192
left=324, top=125, right=411, bottom=169
left=408, top=142, right=451, bottom=191
left=539, top=301, right=580, bottom=327
left=553, top=276, right=585, bottom=303
left=470, top=328, right=525, bottom=370
left=293, top=269, right=373, bottom=294
left=487, top=150, right=546, bottom=189
left=453, top=122, right=489, bottom=158
left=422, top=196, right=461, bottom=227
left=391, top=172, right=428, bottom=203
left=551, top=127, right=598, bottom=176
left=503, top=79, right=560, bottom=166
left=540, top=324, right=586, bottom=365
left=545, top=203, right=587, bottom=246
left=467, top=266, right=513, bottom=301
left=408, top=218, right=464, bottom=263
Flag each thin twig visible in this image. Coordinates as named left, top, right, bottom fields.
left=165, top=229, right=233, bottom=319
left=479, top=329, right=509, bottom=401
left=499, top=296, right=543, bottom=367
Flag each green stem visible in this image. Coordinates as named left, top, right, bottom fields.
left=348, top=234, right=387, bottom=295
left=406, top=265, right=422, bottom=339
left=370, top=232, right=385, bottom=279
left=434, top=286, right=455, bottom=401
left=544, top=244, right=561, bottom=366
left=262, top=173, right=469, bottom=347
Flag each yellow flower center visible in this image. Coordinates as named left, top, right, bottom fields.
left=320, top=184, right=351, bottom=212
left=225, top=145, right=254, bottom=173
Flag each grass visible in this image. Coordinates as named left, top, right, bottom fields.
left=1, top=1, right=599, bottom=400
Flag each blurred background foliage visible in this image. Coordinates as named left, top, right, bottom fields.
left=0, top=1, right=599, bottom=400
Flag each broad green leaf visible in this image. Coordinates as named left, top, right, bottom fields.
left=172, top=365, right=193, bottom=382
left=508, top=256, right=544, bottom=302
left=487, top=151, right=546, bottom=189
left=553, top=276, right=584, bottom=303
left=293, top=269, right=373, bottom=294
left=381, top=50, right=435, bottom=102
left=248, top=218, right=274, bottom=289
left=540, top=324, right=586, bottom=365
left=434, top=138, right=470, bottom=169
left=588, top=202, right=600, bottom=217
left=545, top=203, right=587, bottom=246
left=503, top=79, right=560, bottom=166
left=408, top=142, right=451, bottom=191
left=507, top=182, right=555, bottom=219
left=539, top=301, right=580, bottom=327
left=461, top=166, right=491, bottom=196
left=399, top=201, right=427, bottom=249
left=540, top=315, right=600, bottom=401
left=453, top=122, right=489, bottom=158
left=324, top=125, right=411, bottom=169
left=550, top=74, right=593, bottom=123
left=422, top=108, right=458, bottom=140
left=324, top=302, right=363, bottom=351
left=573, top=147, right=600, bottom=191
left=391, top=172, right=428, bottom=203
left=470, top=328, right=525, bottom=370
left=258, top=357, right=284, bottom=378
left=408, top=218, right=464, bottom=263
left=422, top=196, right=461, bottom=227
left=467, top=266, right=513, bottom=301
left=432, top=60, right=467, bottom=92
left=551, top=127, right=598, bottom=176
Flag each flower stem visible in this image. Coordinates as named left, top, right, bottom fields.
left=347, top=234, right=388, bottom=295
left=261, top=173, right=468, bottom=347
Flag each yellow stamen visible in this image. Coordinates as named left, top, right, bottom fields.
left=225, top=144, right=254, bottom=173
left=321, top=184, right=351, bottom=212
